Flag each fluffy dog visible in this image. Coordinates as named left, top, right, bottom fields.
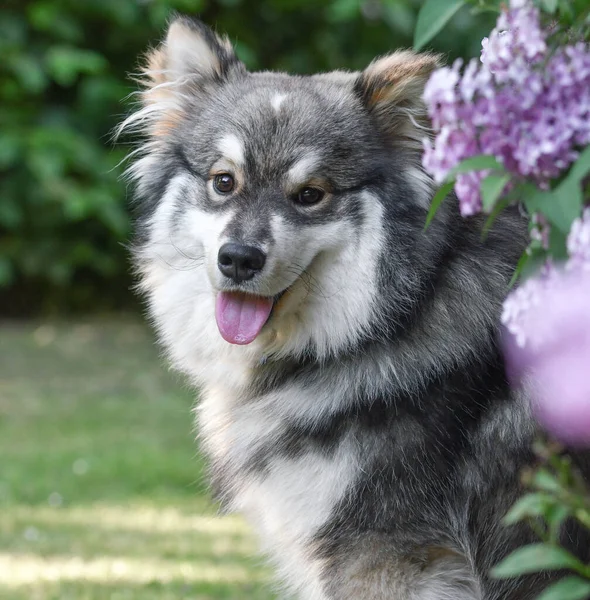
left=121, top=16, right=588, bottom=599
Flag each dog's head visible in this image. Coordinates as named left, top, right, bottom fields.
left=122, top=17, right=441, bottom=370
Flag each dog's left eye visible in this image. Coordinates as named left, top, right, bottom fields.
left=213, top=173, right=235, bottom=194
left=295, top=187, right=325, bottom=205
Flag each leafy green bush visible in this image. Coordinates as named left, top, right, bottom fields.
left=0, top=0, right=493, bottom=313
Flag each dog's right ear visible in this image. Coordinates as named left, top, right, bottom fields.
left=120, top=17, right=245, bottom=139
left=144, top=16, right=245, bottom=89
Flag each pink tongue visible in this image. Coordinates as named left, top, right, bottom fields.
left=215, top=292, right=274, bottom=345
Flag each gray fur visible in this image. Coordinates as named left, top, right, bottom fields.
left=121, top=17, right=590, bottom=599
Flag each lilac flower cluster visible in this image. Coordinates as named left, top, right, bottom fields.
left=502, top=266, right=590, bottom=445
left=422, top=0, right=590, bottom=216
left=502, top=210, right=590, bottom=445
left=502, top=210, right=590, bottom=349
left=421, top=0, right=590, bottom=444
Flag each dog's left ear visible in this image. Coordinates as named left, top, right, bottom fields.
left=355, top=51, right=441, bottom=149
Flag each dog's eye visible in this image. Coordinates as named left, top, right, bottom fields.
left=295, top=187, right=325, bottom=205
left=213, top=173, right=235, bottom=194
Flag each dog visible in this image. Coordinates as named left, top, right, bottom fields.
left=121, top=16, right=589, bottom=599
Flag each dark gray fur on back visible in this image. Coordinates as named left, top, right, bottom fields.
left=123, top=16, right=590, bottom=599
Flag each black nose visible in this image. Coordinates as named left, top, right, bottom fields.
left=217, top=243, right=267, bottom=283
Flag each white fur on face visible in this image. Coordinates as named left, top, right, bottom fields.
left=271, top=92, right=288, bottom=112
left=217, top=134, right=245, bottom=167
left=140, top=184, right=386, bottom=382
left=264, top=191, right=385, bottom=359
left=285, top=152, right=321, bottom=187
left=137, top=174, right=264, bottom=384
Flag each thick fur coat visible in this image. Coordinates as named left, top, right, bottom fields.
left=121, top=17, right=589, bottom=599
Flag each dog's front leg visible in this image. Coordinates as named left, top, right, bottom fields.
left=315, top=540, right=482, bottom=600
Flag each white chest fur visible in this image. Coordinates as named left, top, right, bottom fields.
left=197, top=382, right=360, bottom=599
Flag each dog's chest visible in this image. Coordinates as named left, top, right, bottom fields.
left=197, top=381, right=360, bottom=596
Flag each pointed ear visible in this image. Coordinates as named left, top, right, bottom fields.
left=145, top=16, right=244, bottom=88
left=121, top=17, right=244, bottom=138
left=355, top=51, right=442, bottom=150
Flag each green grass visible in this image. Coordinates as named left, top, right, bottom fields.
left=0, top=319, right=275, bottom=599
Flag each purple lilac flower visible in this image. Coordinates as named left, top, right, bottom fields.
left=480, top=2, right=546, bottom=81
left=502, top=268, right=590, bottom=446
left=503, top=213, right=590, bottom=350
left=422, top=0, right=590, bottom=217
left=454, top=171, right=488, bottom=216
left=501, top=261, right=557, bottom=349
left=567, top=208, right=590, bottom=268
left=502, top=212, right=590, bottom=445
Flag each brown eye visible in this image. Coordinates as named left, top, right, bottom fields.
left=213, top=173, right=235, bottom=194
left=295, top=187, right=325, bottom=205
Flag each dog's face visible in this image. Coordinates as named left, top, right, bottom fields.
left=123, top=17, right=440, bottom=370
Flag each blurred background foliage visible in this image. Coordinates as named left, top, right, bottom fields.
left=0, top=0, right=494, bottom=315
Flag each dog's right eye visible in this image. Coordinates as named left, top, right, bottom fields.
left=213, top=173, right=235, bottom=194
left=294, top=187, right=325, bottom=205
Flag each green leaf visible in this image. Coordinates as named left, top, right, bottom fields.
left=525, top=187, right=581, bottom=234
left=509, top=251, right=531, bottom=289
left=547, top=504, right=571, bottom=541
left=526, top=148, right=590, bottom=232
left=480, top=173, right=511, bottom=212
left=447, top=154, right=503, bottom=179
left=503, top=493, right=556, bottom=525
left=575, top=508, right=590, bottom=531
left=0, top=132, right=22, bottom=169
left=46, top=46, right=107, bottom=86
left=492, top=544, right=585, bottom=578
left=568, top=146, right=590, bottom=184
left=509, top=244, right=548, bottom=289
left=470, top=6, right=501, bottom=15
left=326, top=0, right=359, bottom=23
left=520, top=250, right=546, bottom=282
left=537, top=576, right=590, bottom=600
left=9, top=54, right=48, bottom=93
left=533, top=469, right=564, bottom=494
left=424, top=180, right=454, bottom=229
left=541, top=0, right=559, bottom=13
left=548, top=226, right=569, bottom=260
left=413, top=0, right=465, bottom=50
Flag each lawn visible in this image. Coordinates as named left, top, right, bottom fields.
left=0, top=319, right=275, bottom=600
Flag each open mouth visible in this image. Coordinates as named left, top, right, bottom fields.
left=215, top=289, right=287, bottom=345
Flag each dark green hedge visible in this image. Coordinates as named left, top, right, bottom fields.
left=0, top=0, right=493, bottom=313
